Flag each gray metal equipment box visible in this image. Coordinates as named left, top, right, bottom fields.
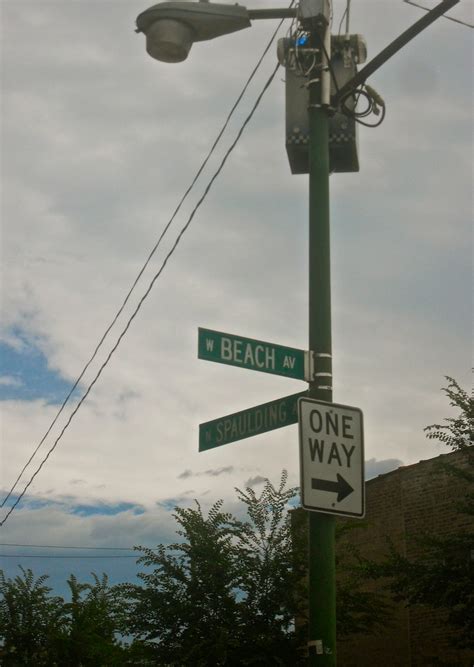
left=286, top=36, right=361, bottom=174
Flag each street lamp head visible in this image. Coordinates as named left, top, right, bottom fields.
left=144, top=17, right=195, bottom=62
left=136, top=1, right=252, bottom=63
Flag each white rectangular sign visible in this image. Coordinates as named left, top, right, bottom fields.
left=298, top=397, right=365, bottom=518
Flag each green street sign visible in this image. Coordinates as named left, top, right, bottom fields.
left=198, top=327, right=309, bottom=380
left=199, top=391, right=307, bottom=451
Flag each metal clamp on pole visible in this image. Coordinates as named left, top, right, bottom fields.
left=306, top=351, right=332, bottom=385
left=312, top=352, right=332, bottom=390
left=314, top=373, right=332, bottom=392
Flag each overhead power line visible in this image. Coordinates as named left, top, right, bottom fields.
left=1, top=6, right=293, bottom=514
left=0, top=542, right=139, bottom=550
left=0, top=61, right=282, bottom=529
left=0, top=553, right=138, bottom=559
left=403, top=0, right=473, bottom=27
left=337, top=0, right=352, bottom=36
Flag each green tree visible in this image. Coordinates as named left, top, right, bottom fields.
left=424, top=376, right=473, bottom=451
left=122, top=499, right=242, bottom=664
left=122, top=472, right=305, bottom=665
left=123, top=471, right=387, bottom=664
left=57, top=572, right=126, bottom=666
left=334, top=523, right=391, bottom=638
left=0, top=568, right=127, bottom=666
left=363, top=376, right=474, bottom=647
left=289, top=510, right=391, bottom=641
left=232, top=472, right=306, bottom=663
left=0, top=567, right=64, bottom=666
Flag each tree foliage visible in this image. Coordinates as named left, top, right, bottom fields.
left=122, top=472, right=306, bottom=665
left=122, top=499, right=243, bottom=664
left=363, top=530, right=474, bottom=647
left=58, top=572, right=126, bottom=665
left=122, top=471, right=388, bottom=663
left=362, top=376, right=474, bottom=647
left=424, top=375, right=473, bottom=451
left=0, top=566, right=64, bottom=665
left=0, top=472, right=393, bottom=664
left=233, top=473, right=306, bottom=662
left=0, top=568, right=126, bottom=665
left=334, top=524, right=391, bottom=638
left=289, top=511, right=391, bottom=641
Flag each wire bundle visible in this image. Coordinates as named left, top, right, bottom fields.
left=339, top=84, right=386, bottom=128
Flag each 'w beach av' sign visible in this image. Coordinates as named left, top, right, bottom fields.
left=198, top=327, right=308, bottom=381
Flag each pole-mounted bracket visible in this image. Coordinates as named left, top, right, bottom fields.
left=305, top=351, right=332, bottom=385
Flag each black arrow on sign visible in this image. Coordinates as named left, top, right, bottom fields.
left=311, top=474, right=354, bottom=502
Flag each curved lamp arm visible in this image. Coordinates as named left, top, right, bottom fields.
left=136, top=1, right=297, bottom=63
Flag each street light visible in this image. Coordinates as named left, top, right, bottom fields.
left=136, top=4, right=337, bottom=664
left=135, top=1, right=297, bottom=63
left=136, top=1, right=252, bottom=62
left=135, top=0, right=460, bottom=664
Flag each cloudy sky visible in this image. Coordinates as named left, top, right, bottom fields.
left=0, top=0, right=472, bottom=592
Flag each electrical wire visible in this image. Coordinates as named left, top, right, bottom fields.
left=403, top=0, right=473, bottom=28
left=0, top=5, right=294, bottom=512
left=338, top=0, right=353, bottom=37
left=292, top=29, right=315, bottom=77
left=338, top=7, right=348, bottom=36
left=0, top=553, right=138, bottom=559
left=0, top=62, right=282, bottom=529
left=280, top=6, right=385, bottom=129
left=332, top=5, right=386, bottom=128
left=339, top=84, right=386, bottom=127
left=0, top=542, right=140, bottom=550
left=318, top=33, right=340, bottom=94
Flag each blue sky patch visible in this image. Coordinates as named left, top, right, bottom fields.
left=0, top=495, right=55, bottom=512
left=157, top=497, right=187, bottom=512
left=0, top=492, right=145, bottom=518
left=0, top=328, right=75, bottom=404
left=71, top=502, right=145, bottom=517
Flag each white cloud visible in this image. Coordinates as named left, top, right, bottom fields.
left=0, top=0, right=471, bottom=545
left=0, top=376, right=23, bottom=388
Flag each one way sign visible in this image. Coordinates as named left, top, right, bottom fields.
left=298, top=397, right=365, bottom=518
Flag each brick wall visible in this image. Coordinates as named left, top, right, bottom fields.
left=336, top=449, right=473, bottom=667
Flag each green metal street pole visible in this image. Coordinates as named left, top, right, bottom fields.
left=307, top=32, right=336, bottom=667
left=134, top=3, right=458, bottom=665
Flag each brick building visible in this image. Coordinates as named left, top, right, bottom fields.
left=295, top=449, right=473, bottom=666
left=336, top=449, right=473, bottom=666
